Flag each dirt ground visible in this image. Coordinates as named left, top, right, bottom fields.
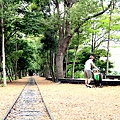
left=0, top=76, right=120, bottom=120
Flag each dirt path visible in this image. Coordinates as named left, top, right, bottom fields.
left=0, top=76, right=120, bottom=120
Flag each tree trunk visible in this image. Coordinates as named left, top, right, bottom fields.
left=15, top=41, right=18, bottom=80
left=65, top=48, right=68, bottom=78
left=6, top=69, right=12, bottom=82
left=72, top=46, right=78, bottom=78
left=0, top=57, right=2, bottom=83
left=56, top=51, right=64, bottom=80
left=105, top=2, right=114, bottom=78
left=6, top=67, right=12, bottom=81
left=50, top=50, right=56, bottom=82
left=10, top=67, right=14, bottom=80
left=18, top=70, right=22, bottom=79
left=106, top=13, right=112, bottom=77
left=1, top=1, right=7, bottom=86
left=91, top=33, right=94, bottom=53
left=0, top=71, right=2, bottom=83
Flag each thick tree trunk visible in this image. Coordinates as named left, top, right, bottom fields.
left=56, top=52, right=64, bottom=81
left=56, top=35, right=72, bottom=81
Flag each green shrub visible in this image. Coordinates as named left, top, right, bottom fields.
left=74, top=71, right=84, bottom=78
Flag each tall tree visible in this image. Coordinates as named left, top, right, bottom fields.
left=52, top=0, right=114, bottom=80
left=106, top=1, right=114, bottom=77
left=0, top=0, right=7, bottom=86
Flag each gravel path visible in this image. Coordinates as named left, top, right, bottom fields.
left=0, top=76, right=120, bottom=120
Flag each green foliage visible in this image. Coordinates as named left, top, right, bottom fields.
left=41, top=28, right=58, bottom=51
left=9, top=50, right=23, bottom=61
left=74, top=71, right=84, bottom=78
left=69, top=0, right=105, bottom=30
left=112, top=71, right=119, bottom=75
left=1, top=84, right=5, bottom=87
left=17, top=39, right=36, bottom=70
left=66, top=46, right=114, bottom=78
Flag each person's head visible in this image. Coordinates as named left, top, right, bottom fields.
left=89, top=55, right=94, bottom=60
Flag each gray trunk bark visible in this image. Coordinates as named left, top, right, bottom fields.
left=56, top=52, right=64, bottom=81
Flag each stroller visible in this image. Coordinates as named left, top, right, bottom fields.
left=92, top=69, right=103, bottom=88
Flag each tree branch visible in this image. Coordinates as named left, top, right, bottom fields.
left=74, top=0, right=113, bottom=33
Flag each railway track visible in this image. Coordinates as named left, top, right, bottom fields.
left=2, top=77, right=54, bottom=120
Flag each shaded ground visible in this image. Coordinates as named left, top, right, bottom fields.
left=0, top=76, right=120, bottom=120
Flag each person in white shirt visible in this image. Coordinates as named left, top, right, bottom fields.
left=84, top=55, right=99, bottom=88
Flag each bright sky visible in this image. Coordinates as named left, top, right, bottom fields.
left=101, top=41, right=120, bottom=73
left=109, top=42, right=120, bottom=73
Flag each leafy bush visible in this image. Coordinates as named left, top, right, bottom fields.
left=74, top=71, right=84, bottom=78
